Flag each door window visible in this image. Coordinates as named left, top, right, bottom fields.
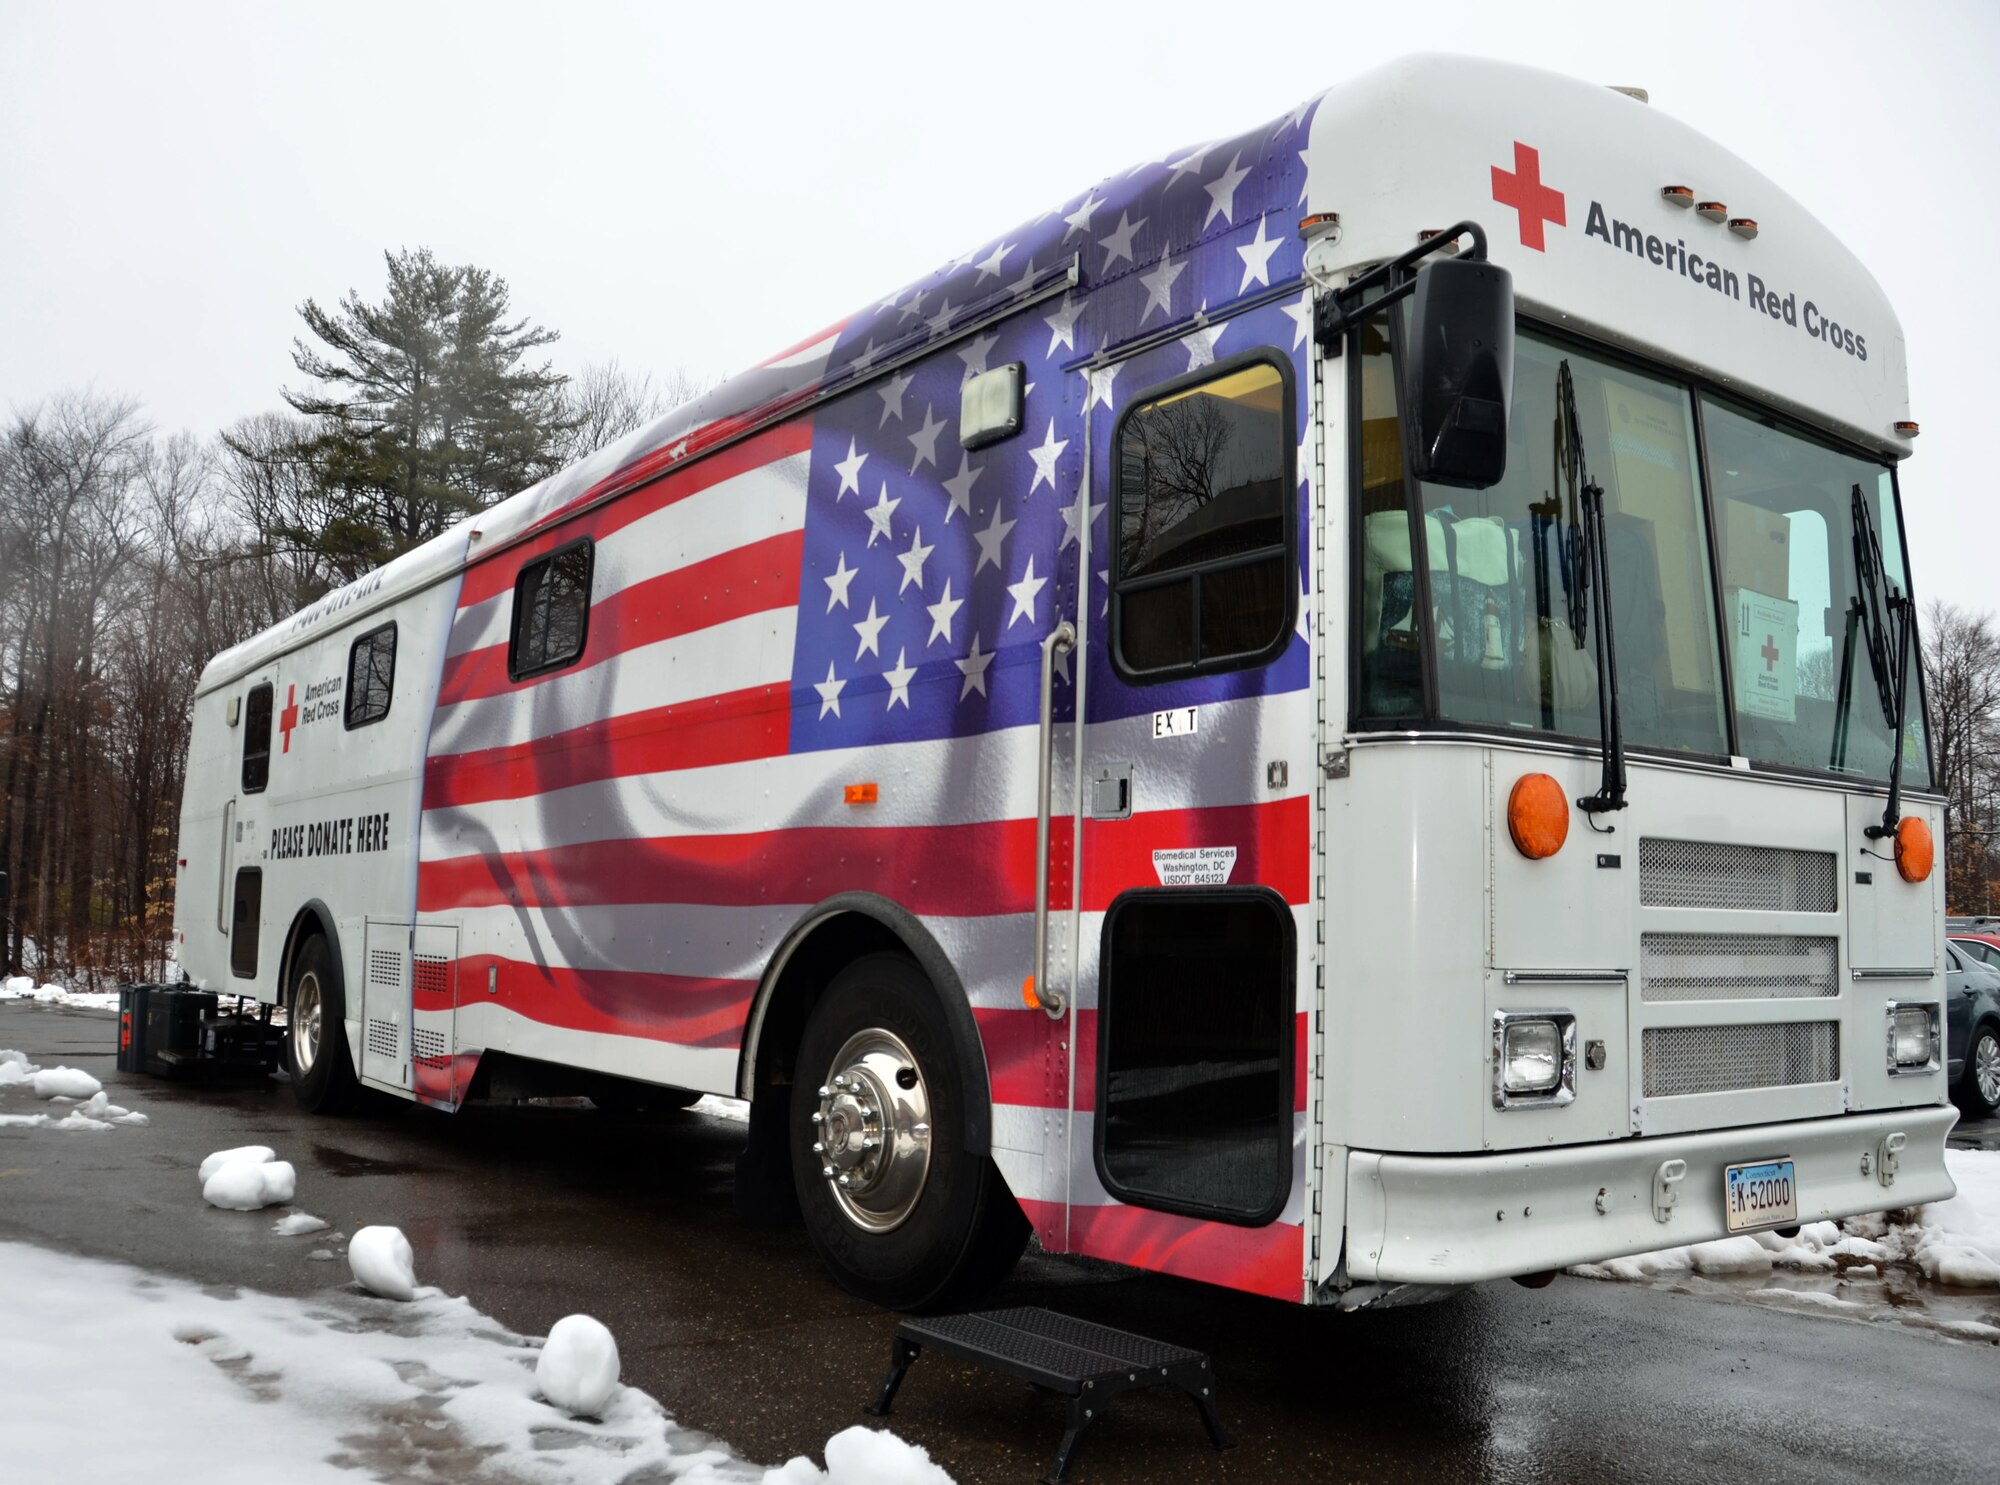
left=230, top=868, right=262, bottom=978
left=1111, top=353, right=1294, bottom=679
left=241, top=683, right=273, bottom=793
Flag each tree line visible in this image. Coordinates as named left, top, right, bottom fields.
left=0, top=249, right=702, bottom=985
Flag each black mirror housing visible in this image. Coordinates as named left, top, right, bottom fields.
left=1402, top=256, right=1514, bottom=489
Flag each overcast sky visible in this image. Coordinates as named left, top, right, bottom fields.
left=4, top=1, right=1995, bottom=610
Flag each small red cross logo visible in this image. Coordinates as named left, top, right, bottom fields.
left=1491, top=141, right=1566, bottom=252
left=1761, top=635, right=1780, bottom=673
left=279, top=683, right=299, bottom=753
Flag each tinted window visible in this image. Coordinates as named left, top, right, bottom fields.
left=509, top=541, right=593, bottom=679
left=345, top=623, right=397, bottom=728
left=230, top=868, right=262, bottom=978
left=1113, top=355, right=1292, bottom=679
left=241, top=683, right=273, bottom=793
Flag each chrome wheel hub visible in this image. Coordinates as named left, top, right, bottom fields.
left=1977, top=1034, right=2000, bottom=1107
left=291, top=972, right=323, bottom=1076
left=809, top=1027, right=932, bottom=1233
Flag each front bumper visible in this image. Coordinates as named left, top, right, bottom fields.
left=1341, top=1104, right=1958, bottom=1286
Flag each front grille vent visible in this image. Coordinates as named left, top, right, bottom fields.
left=1639, top=839, right=1838, bottom=913
left=1641, top=933, right=1839, bottom=1002
left=1642, top=1022, right=1839, bottom=1098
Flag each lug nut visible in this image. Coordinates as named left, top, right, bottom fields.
left=837, top=1174, right=852, bottom=1188
left=810, top=1111, right=824, bottom=1125
left=821, top=1165, right=835, bottom=1179
left=817, top=1085, right=831, bottom=1098
left=811, top=1141, right=825, bottom=1154
left=863, top=1136, right=880, bottom=1151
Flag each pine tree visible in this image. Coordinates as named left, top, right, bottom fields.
left=260, top=248, right=574, bottom=573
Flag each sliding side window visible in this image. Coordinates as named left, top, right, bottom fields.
left=1112, top=352, right=1295, bottom=680
left=508, top=539, right=594, bottom=680
left=344, top=622, right=397, bottom=729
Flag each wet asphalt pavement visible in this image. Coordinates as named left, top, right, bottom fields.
left=3, top=1000, right=1996, bottom=1485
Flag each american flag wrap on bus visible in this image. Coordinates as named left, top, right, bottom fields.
left=414, top=92, right=1323, bottom=1300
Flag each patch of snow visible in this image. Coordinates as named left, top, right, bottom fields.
left=0, top=1113, right=50, bottom=1128
left=305, top=1248, right=339, bottom=1262
left=203, top=1158, right=297, bottom=1211
left=775, top=1426, right=957, bottom=1485
left=272, top=1212, right=329, bottom=1237
left=348, top=1225, right=418, bottom=1300
left=198, top=1145, right=276, bottom=1182
left=693, top=1094, right=752, bottom=1122
left=29, top=1066, right=101, bottom=1100
left=1571, top=1148, right=2000, bottom=1293
left=537, top=1314, right=621, bottom=1417
left=0, top=1240, right=957, bottom=1485
left=0, top=1050, right=40, bottom=1087
left=1751, top=1287, right=1870, bottom=1313
left=0, top=978, right=122, bottom=1012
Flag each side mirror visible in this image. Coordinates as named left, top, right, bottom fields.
left=1402, top=256, right=1515, bottom=489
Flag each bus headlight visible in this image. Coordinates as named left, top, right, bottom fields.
left=1886, top=1002, right=1938, bottom=1073
left=1493, top=1010, right=1577, bottom=1108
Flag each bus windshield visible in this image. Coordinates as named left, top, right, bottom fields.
left=1355, top=320, right=1930, bottom=787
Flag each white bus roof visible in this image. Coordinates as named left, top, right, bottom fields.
left=200, top=53, right=1909, bottom=696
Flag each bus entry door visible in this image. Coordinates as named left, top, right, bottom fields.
left=1070, top=329, right=1313, bottom=1246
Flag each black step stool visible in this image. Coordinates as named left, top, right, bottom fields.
left=867, top=1306, right=1232, bottom=1483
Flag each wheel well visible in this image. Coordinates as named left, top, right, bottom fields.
left=279, top=901, right=342, bottom=1009
left=739, top=894, right=991, bottom=1155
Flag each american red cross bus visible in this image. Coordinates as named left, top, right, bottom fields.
left=173, top=54, right=1956, bottom=1311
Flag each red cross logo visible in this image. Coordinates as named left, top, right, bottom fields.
left=279, top=683, right=299, bottom=753
left=1761, top=635, right=1780, bottom=673
left=1491, top=141, right=1566, bottom=252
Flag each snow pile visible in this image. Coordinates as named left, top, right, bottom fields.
left=29, top=1066, right=102, bottom=1100
left=200, top=1146, right=297, bottom=1211
left=0, top=978, right=122, bottom=1012
left=348, top=1225, right=418, bottom=1300
left=52, top=1091, right=148, bottom=1130
left=272, top=1212, right=329, bottom=1237
left=0, top=1048, right=37, bottom=1086
left=771, top=1427, right=956, bottom=1485
left=537, top=1314, right=622, bottom=1416
left=0, top=1240, right=953, bottom=1485
left=199, top=1145, right=276, bottom=1180
left=693, top=1094, right=752, bottom=1122
left=1572, top=1148, right=2000, bottom=1291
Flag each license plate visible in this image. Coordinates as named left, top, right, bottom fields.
left=1723, top=1158, right=1798, bottom=1233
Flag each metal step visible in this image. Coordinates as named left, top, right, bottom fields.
left=866, top=1306, right=1232, bottom=1483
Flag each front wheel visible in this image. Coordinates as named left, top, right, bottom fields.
left=287, top=934, right=359, bottom=1114
left=790, top=953, right=1026, bottom=1310
left=1960, top=1025, right=2000, bottom=1117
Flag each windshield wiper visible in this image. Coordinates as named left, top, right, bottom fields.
left=1832, top=482, right=1914, bottom=834
left=1556, top=361, right=1627, bottom=818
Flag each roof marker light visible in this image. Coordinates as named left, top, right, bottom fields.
left=1661, top=186, right=1694, bottom=207
left=1727, top=218, right=1759, bottom=240
left=843, top=783, right=878, bottom=805
left=1298, top=212, right=1341, bottom=238
left=1894, top=421, right=1920, bottom=438
left=1696, top=201, right=1728, bottom=223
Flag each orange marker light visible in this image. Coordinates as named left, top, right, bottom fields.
left=843, top=783, right=878, bottom=805
left=1895, top=816, right=1933, bottom=883
left=1021, top=975, right=1041, bottom=1010
left=1508, top=773, right=1570, bottom=860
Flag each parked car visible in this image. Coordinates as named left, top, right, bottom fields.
left=1942, top=937, right=2000, bottom=1116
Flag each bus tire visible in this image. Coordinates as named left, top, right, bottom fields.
left=790, top=952, right=1026, bottom=1310
left=287, top=933, right=359, bottom=1115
